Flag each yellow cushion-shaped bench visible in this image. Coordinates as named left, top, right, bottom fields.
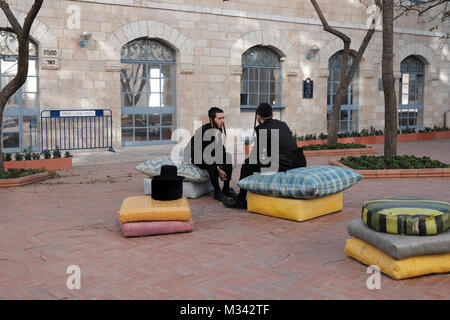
left=247, top=192, right=343, bottom=222
left=344, top=238, right=450, bottom=280
left=118, top=196, right=191, bottom=223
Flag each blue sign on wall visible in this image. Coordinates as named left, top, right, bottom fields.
left=303, top=78, right=313, bottom=99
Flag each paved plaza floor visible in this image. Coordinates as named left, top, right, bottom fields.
left=0, top=139, right=449, bottom=299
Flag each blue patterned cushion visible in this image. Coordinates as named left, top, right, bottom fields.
left=136, top=156, right=210, bottom=183
left=237, top=165, right=363, bottom=199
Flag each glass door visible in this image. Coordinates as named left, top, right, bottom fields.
left=1, top=30, right=40, bottom=153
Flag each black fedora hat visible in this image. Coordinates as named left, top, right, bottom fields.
left=151, top=165, right=185, bottom=201
left=153, top=165, right=184, bottom=181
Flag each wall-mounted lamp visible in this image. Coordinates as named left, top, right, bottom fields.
left=79, top=31, right=92, bottom=48
left=306, top=45, right=320, bottom=60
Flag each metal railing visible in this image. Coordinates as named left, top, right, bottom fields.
left=40, top=109, right=115, bottom=152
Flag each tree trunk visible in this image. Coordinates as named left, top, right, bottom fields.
left=0, top=0, right=44, bottom=172
left=0, top=115, right=3, bottom=173
left=310, top=0, right=380, bottom=145
left=382, top=0, right=398, bottom=157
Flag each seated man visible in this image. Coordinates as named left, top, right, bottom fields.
left=223, top=103, right=307, bottom=209
left=184, top=107, right=238, bottom=201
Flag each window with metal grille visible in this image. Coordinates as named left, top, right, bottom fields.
left=240, top=46, right=282, bottom=109
left=399, top=55, right=425, bottom=129
left=327, top=51, right=359, bottom=133
left=120, top=38, right=176, bottom=146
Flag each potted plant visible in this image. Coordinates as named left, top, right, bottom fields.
left=3, top=145, right=72, bottom=172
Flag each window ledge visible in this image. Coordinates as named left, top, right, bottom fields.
left=240, top=105, right=285, bottom=110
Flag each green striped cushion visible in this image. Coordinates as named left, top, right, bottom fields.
left=238, top=165, right=362, bottom=199
left=362, top=196, right=450, bottom=236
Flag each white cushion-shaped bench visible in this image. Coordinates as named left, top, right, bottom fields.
left=144, top=178, right=214, bottom=199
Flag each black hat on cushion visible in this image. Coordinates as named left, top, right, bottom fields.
left=151, top=165, right=185, bottom=201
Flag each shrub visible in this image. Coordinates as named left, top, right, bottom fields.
left=303, top=143, right=367, bottom=151
left=24, top=148, right=32, bottom=160
left=64, top=151, right=73, bottom=158
left=340, top=155, right=450, bottom=170
left=0, top=168, right=45, bottom=179
left=43, top=150, right=52, bottom=159
left=52, top=146, right=61, bottom=159
left=4, top=153, right=12, bottom=162
left=32, top=152, right=41, bottom=160
left=15, top=153, right=24, bottom=161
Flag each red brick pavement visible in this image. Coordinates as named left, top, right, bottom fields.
left=0, top=139, right=449, bottom=300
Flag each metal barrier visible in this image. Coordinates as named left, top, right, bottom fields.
left=40, top=109, right=115, bottom=153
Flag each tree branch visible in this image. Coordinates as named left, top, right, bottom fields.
left=22, top=0, right=44, bottom=37
left=0, top=0, right=23, bottom=34
left=310, top=0, right=351, bottom=46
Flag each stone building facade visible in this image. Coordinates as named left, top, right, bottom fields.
left=1, top=0, right=449, bottom=153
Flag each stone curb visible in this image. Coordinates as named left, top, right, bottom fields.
left=328, top=160, right=450, bottom=179
left=0, top=172, right=54, bottom=188
left=304, top=148, right=376, bottom=157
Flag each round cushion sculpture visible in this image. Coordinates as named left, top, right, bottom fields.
left=362, top=196, right=450, bottom=236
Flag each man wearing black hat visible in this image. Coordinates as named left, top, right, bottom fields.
left=223, top=103, right=307, bottom=209
left=184, top=107, right=238, bottom=202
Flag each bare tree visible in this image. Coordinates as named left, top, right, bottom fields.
left=381, top=1, right=398, bottom=157
left=0, top=0, right=43, bottom=173
left=396, top=0, right=450, bottom=37
left=311, top=0, right=382, bottom=145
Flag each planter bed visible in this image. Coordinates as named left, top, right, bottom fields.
left=329, top=159, right=450, bottom=179
left=304, top=148, right=376, bottom=157
left=0, top=171, right=54, bottom=187
left=296, top=130, right=450, bottom=147
left=3, top=157, right=72, bottom=171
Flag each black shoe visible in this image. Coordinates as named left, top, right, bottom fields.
left=223, top=197, right=247, bottom=209
left=214, top=191, right=227, bottom=202
left=223, top=188, right=238, bottom=198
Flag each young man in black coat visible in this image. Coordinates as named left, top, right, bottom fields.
left=223, top=103, right=307, bottom=209
left=184, top=107, right=238, bottom=202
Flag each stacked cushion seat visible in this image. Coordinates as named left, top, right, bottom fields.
left=117, top=216, right=194, bottom=237
left=117, top=196, right=193, bottom=237
left=348, top=219, right=450, bottom=260
left=247, top=192, right=343, bottom=222
left=345, top=198, right=450, bottom=279
left=238, top=165, right=362, bottom=199
left=345, top=238, right=450, bottom=280
left=362, top=196, right=450, bottom=236
left=118, top=196, right=191, bottom=223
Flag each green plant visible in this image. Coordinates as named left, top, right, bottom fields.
left=0, top=168, right=45, bottom=179
left=15, top=153, right=24, bottom=161
left=303, top=143, right=367, bottom=151
left=64, top=151, right=73, bottom=158
left=32, top=152, right=41, bottom=160
left=53, top=146, right=62, bottom=159
left=339, top=155, right=450, bottom=170
left=24, top=147, right=32, bottom=160
left=43, top=150, right=52, bottom=159
left=4, top=153, right=12, bottom=162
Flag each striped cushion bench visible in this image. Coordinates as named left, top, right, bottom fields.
left=362, top=196, right=450, bottom=236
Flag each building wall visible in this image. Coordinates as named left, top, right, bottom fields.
left=3, top=0, right=449, bottom=149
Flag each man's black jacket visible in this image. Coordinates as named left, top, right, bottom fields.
left=184, top=123, right=227, bottom=166
left=251, top=118, right=305, bottom=171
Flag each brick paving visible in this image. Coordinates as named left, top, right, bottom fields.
left=0, top=139, right=449, bottom=300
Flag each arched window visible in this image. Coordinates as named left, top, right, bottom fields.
left=327, top=51, right=359, bottom=133
left=399, top=55, right=425, bottom=128
left=240, top=46, right=282, bottom=108
left=120, top=38, right=176, bottom=146
left=1, top=30, right=39, bottom=153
